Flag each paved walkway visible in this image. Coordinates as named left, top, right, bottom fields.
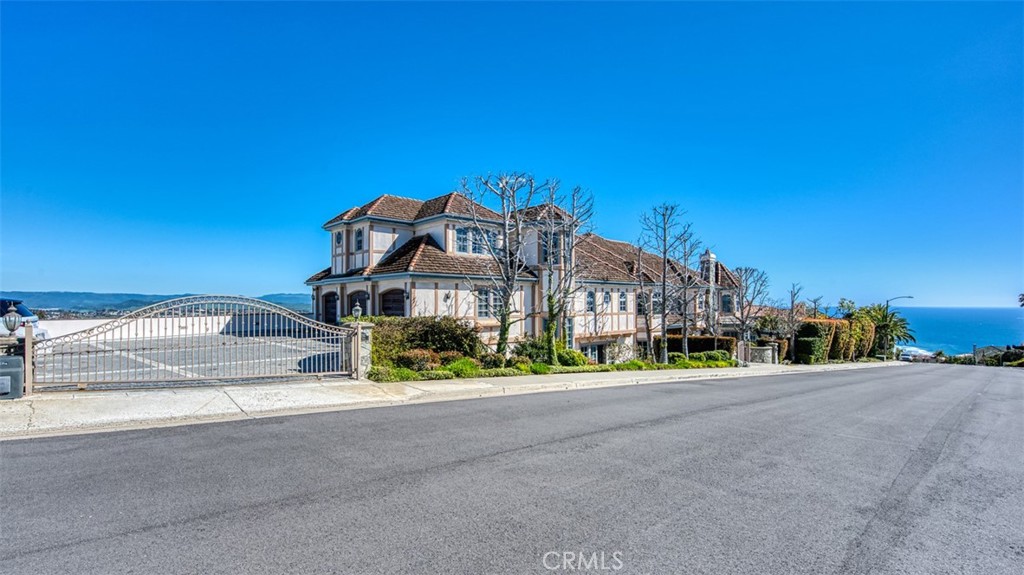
left=0, top=361, right=907, bottom=439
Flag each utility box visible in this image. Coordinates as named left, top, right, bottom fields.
left=0, top=356, right=24, bottom=400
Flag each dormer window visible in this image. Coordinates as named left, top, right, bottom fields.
left=335, top=232, right=343, bottom=246
left=456, top=228, right=469, bottom=253
left=456, top=227, right=497, bottom=255
left=354, top=229, right=364, bottom=251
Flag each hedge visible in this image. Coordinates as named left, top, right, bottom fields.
left=353, top=315, right=482, bottom=368
left=549, top=365, right=617, bottom=374
left=654, top=335, right=736, bottom=357
left=795, top=337, right=826, bottom=365
left=478, top=368, right=524, bottom=377
left=830, top=321, right=852, bottom=361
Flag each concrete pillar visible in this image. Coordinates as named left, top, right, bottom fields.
left=344, top=321, right=373, bottom=379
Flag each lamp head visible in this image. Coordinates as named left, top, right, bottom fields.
left=2, top=310, right=21, bottom=334
left=353, top=303, right=362, bottom=320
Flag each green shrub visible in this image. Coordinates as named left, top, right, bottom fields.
left=479, top=368, right=524, bottom=377
left=419, top=370, right=455, bottom=380
left=359, top=315, right=482, bottom=367
left=1005, top=357, right=1024, bottom=367
left=367, top=366, right=422, bottom=382
left=549, top=365, right=617, bottom=374
left=513, top=337, right=549, bottom=363
left=530, top=362, right=551, bottom=375
left=556, top=348, right=588, bottom=367
left=798, top=320, right=837, bottom=361
left=615, top=359, right=648, bottom=371
left=438, top=351, right=464, bottom=365
left=394, top=348, right=440, bottom=371
left=668, top=352, right=687, bottom=364
left=444, top=357, right=481, bottom=378
left=704, top=350, right=732, bottom=362
left=795, top=337, right=826, bottom=364
left=686, top=336, right=737, bottom=355
left=480, top=352, right=507, bottom=369
left=509, top=355, right=532, bottom=368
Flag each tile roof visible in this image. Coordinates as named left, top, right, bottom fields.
left=306, top=235, right=536, bottom=283
left=575, top=233, right=706, bottom=286
left=323, top=192, right=501, bottom=228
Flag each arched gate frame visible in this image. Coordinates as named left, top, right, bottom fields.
left=31, top=295, right=355, bottom=390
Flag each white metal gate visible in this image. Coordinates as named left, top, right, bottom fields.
left=31, top=295, right=354, bottom=390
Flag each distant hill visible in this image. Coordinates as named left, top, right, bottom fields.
left=0, top=291, right=312, bottom=313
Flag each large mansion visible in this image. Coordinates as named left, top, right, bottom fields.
left=306, top=192, right=742, bottom=361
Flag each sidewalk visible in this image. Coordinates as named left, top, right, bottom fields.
left=0, top=361, right=907, bottom=439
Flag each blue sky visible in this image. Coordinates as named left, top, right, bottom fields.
left=2, top=1, right=1021, bottom=307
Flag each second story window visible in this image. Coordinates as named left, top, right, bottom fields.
left=721, top=294, right=733, bottom=314
left=477, top=288, right=491, bottom=318
left=603, top=292, right=611, bottom=305
left=541, top=231, right=561, bottom=265
left=619, top=292, right=627, bottom=312
left=456, top=228, right=469, bottom=253
left=335, top=231, right=343, bottom=246
left=586, top=291, right=595, bottom=313
left=354, top=229, right=364, bottom=251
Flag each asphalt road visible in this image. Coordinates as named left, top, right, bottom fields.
left=1, top=364, right=1021, bottom=574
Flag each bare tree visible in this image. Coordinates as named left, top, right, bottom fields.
left=537, top=182, right=594, bottom=364
left=640, top=204, right=689, bottom=364
left=633, top=243, right=656, bottom=360
left=807, top=295, right=824, bottom=318
left=459, top=173, right=548, bottom=355
left=672, top=225, right=703, bottom=358
left=781, top=283, right=804, bottom=361
left=733, top=267, right=771, bottom=352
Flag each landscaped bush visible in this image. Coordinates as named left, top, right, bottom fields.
left=480, top=352, right=507, bottom=369
left=478, top=368, right=524, bottom=377
left=367, top=366, right=422, bottom=382
left=509, top=355, right=532, bottom=368
left=530, top=362, right=551, bottom=375
left=798, top=320, right=837, bottom=361
left=689, top=350, right=731, bottom=362
left=438, top=351, right=464, bottom=365
left=615, top=359, right=648, bottom=371
left=357, top=315, right=481, bottom=367
left=668, top=352, right=687, bottom=364
left=829, top=321, right=852, bottom=361
left=795, top=337, right=826, bottom=365
left=394, top=348, right=440, bottom=371
left=556, top=348, right=588, bottom=367
left=419, top=370, right=456, bottom=380
left=549, top=365, right=616, bottom=374
left=512, top=337, right=549, bottom=363
left=443, top=357, right=481, bottom=378
left=686, top=336, right=737, bottom=355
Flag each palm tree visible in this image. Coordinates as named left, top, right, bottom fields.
left=1019, top=293, right=1023, bottom=307
left=861, top=304, right=916, bottom=358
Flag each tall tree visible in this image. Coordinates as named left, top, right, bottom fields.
left=861, top=304, right=916, bottom=358
left=459, top=173, right=548, bottom=355
left=537, top=182, right=594, bottom=364
left=733, top=267, right=771, bottom=355
left=640, top=204, right=688, bottom=364
left=672, top=225, right=703, bottom=358
left=782, top=283, right=804, bottom=361
left=1019, top=293, right=1023, bottom=307
left=633, top=243, right=656, bottom=360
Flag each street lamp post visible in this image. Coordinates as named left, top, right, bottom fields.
left=884, top=295, right=913, bottom=360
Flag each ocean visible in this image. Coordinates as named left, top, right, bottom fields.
left=893, top=307, right=1024, bottom=356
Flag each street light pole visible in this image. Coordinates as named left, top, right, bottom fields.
left=884, top=295, right=913, bottom=360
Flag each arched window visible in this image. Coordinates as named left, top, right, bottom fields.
left=586, top=291, right=595, bottom=312
left=619, top=292, right=627, bottom=312
left=379, top=289, right=405, bottom=317
left=354, top=229, right=364, bottom=251
left=348, top=291, right=369, bottom=316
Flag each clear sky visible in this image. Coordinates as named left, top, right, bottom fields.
left=2, top=1, right=1021, bottom=307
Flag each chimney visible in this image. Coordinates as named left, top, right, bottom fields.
left=700, top=249, right=717, bottom=285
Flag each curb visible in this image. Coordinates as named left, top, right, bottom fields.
left=0, top=362, right=909, bottom=440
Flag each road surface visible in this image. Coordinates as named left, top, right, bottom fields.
left=1, top=364, right=1021, bottom=574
